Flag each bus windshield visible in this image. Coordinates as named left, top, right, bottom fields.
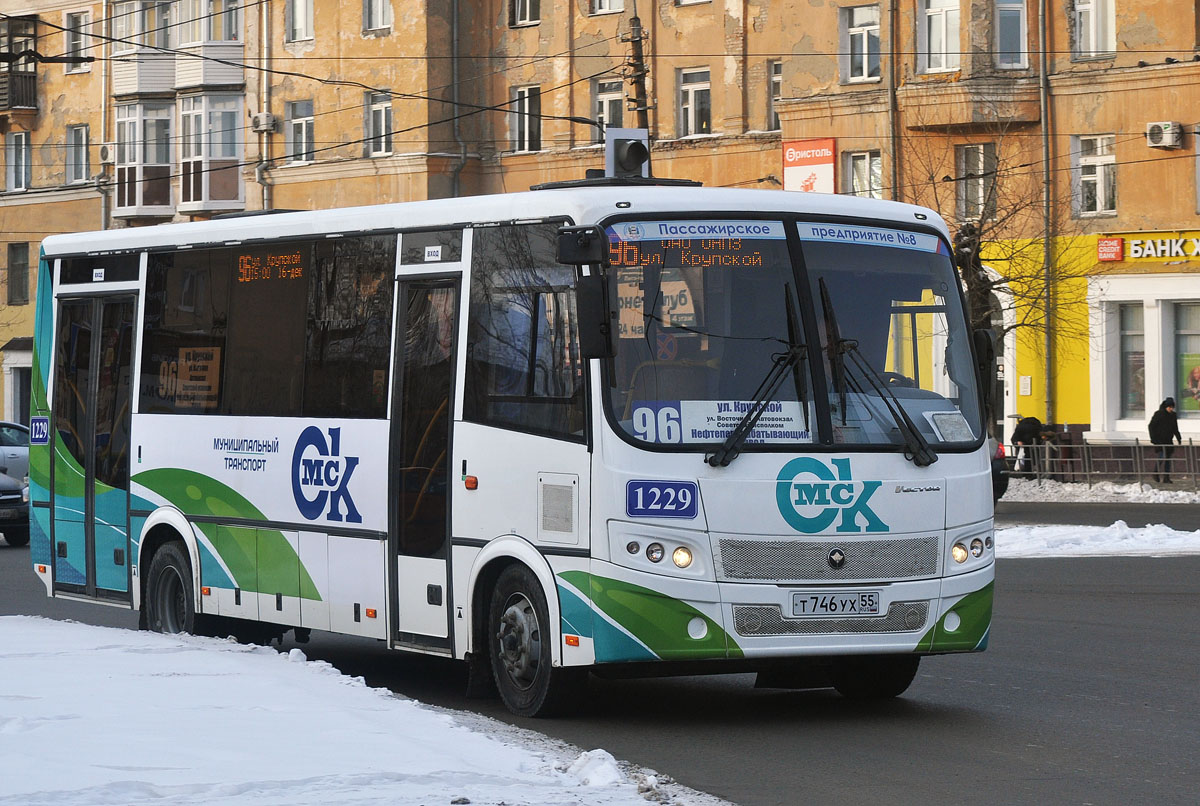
left=602, top=217, right=982, bottom=453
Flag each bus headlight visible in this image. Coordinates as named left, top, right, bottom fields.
left=970, top=538, right=985, bottom=558
left=672, top=546, right=693, bottom=568
left=952, top=543, right=969, bottom=564
left=646, top=543, right=665, bottom=563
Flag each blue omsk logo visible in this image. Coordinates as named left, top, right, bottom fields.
left=292, top=426, right=362, bottom=523
left=775, top=458, right=888, bottom=534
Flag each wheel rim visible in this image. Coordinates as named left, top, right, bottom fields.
left=496, top=592, right=541, bottom=692
left=155, top=565, right=187, bottom=633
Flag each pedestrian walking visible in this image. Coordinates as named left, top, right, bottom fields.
left=1148, top=398, right=1182, bottom=483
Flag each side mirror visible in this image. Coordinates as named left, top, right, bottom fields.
left=973, top=328, right=997, bottom=406
left=556, top=225, right=609, bottom=267
left=576, top=273, right=614, bottom=359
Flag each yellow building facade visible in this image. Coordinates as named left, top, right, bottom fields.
left=1, top=0, right=1198, bottom=444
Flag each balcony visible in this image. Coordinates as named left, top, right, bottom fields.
left=0, top=16, right=37, bottom=113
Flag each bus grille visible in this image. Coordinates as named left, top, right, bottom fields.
left=733, top=601, right=930, bottom=636
left=717, top=536, right=940, bottom=581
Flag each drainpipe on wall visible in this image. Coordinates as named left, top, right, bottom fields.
left=887, top=0, right=900, bottom=202
left=1038, top=0, right=1054, bottom=423
left=257, top=0, right=272, bottom=210
left=100, top=2, right=111, bottom=229
left=449, top=0, right=467, bottom=197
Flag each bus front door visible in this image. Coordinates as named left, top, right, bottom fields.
left=50, top=295, right=136, bottom=602
left=389, top=277, right=459, bottom=650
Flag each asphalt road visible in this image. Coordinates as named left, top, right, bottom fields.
left=2, top=505, right=1197, bottom=805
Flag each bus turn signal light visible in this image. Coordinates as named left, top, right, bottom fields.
left=201, top=587, right=211, bottom=596
left=366, top=608, right=377, bottom=619
left=464, top=475, right=478, bottom=490
left=565, top=635, right=580, bottom=647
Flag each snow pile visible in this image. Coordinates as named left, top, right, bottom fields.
left=1003, top=477, right=1200, bottom=503
left=996, top=520, right=1200, bottom=558
left=0, top=617, right=726, bottom=806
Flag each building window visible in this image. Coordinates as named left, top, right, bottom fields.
left=956, top=143, right=997, bottom=222
left=64, top=11, right=91, bottom=72
left=592, top=0, right=623, bottom=11
left=178, top=0, right=239, bottom=44
left=112, top=2, right=136, bottom=51
left=595, top=78, right=623, bottom=142
left=1074, top=0, right=1115, bottom=58
left=366, top=92, right=393, bottom=156
left=141, top=1, right=172, bottom=48
left=1117, top=303, right=1144, bottom=419
left=286, top=101, right=315, bottom=162
left=767, top=60, right=782, bottom=130
left=5, top=132, right=31, bottom=191
left=920, top=0, right=961, bottom=72
left=842, top=6, right=881, bottom=82
left=511, top=86, right=541, bottom=152
left=511, top=0, right=539, bottom=26
left=1076, top=135, right=1116, bottom=215
left=6, top=243, right=29, bottom=306
left=115, top=103, right=172, bottom=210
left=179, top=96, right=241, bottom=206
left=364, top=0, right=391, bottom=31
left=678, top=69, right=711, bottom=137
left=995, top=0, right=1027, bottom=68
left=286, top=0, right=314, bottom=41
left=67, top=125, right=89, bottom=184
left=1176, top=303, right=1200, bottom=419
left=845, top=150, right=882, bottom=198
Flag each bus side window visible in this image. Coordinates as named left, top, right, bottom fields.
left=464, top=224, right=586, bottom=441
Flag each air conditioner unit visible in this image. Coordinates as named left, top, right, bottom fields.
left=1146, top=121, right=1183, bottom=149
left=98, top=143, right=116, bottom=165
left=251, top=112, right=277, bottom=133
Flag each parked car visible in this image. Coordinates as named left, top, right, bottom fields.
left=0, top=421, right=29, bottom=482
left=0, top=471, right=28, bottom=547
left=990, top=438, right=1009, bottom=503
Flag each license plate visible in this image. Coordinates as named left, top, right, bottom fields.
left=792, top=590, right=882, bottom=618
left=0, top=509, right=20, bottom=520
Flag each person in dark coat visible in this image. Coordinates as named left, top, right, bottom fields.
left=1148, top=398, right=1182, bottom=482
left=1010, top=416, right=1044, bottom=475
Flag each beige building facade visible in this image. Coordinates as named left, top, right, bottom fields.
left=2, top=0, right=1199, bottom=442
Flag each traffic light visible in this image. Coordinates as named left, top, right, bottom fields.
left=604, top=127, right=650, bottom=179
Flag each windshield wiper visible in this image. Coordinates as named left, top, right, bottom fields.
left=817, top=279, right=938, bottom=468
left=706, top=290, right=808, bottom=468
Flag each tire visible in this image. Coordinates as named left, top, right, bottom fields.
left=831, top=655, right=920, bottom=699
left=145, top=542, right=204, bottom=635
left=488, top=564, right=582, bottom=717
left=3, top=527, right=29, bottom=547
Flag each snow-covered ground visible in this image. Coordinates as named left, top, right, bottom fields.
left=1002, top=476, right=1200, bottom=504
left=0, top=616, right=728, bottom=806
left=3, top=495, right=1198, bottom=805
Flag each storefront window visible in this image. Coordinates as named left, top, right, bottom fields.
left=1119, top=303, right=1144, bottom=419
left=1175, top=303, right=1200, bottom=419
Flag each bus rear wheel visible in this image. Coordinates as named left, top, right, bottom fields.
left=488, top=564, right=581, bottom=717
left=831, top=655, right=920, bottom=699
left=145, top=542, right=202, bottom=635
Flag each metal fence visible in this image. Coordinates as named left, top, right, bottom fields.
left=1004, top=440, right=1200, bottom=489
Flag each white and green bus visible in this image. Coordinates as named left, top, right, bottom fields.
left=29, top=186, right=994, bottom=716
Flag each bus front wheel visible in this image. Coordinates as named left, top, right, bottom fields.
left=831, top=655, right=920, bottom=699
left=145, top=542, right=202, bottom=635
left=488, top=564, right=581, bottom=717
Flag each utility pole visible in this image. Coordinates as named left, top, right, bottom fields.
left=622, top=4, right=651, bottom=131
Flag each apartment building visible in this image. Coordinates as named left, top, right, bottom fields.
left=1, top=0, right=1199, bottom=444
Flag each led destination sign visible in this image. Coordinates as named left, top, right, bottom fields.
left=236, top=249, right=307, bottom=283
